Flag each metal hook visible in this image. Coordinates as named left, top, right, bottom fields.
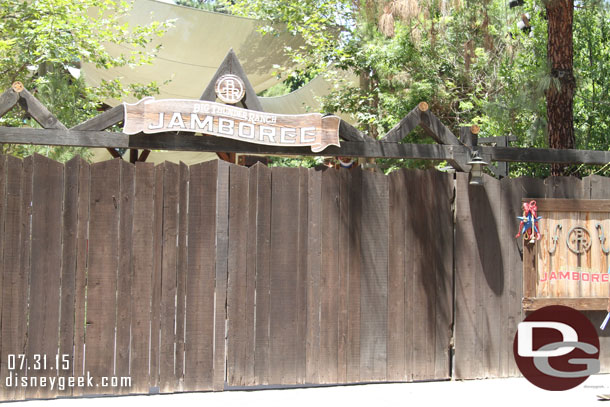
left=596, top=223, right=610, bottom=255
left=549, top=224, right=562, bottom=255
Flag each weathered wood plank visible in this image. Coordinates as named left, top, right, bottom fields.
left=71, top=105, right=124, bottom=131
left=407, top=170, right=436, bottom=381
left=253, top=163, right=272, bottom=385
left=337, top=169, right=349, bottom=383
left=296, top=167, right=309, bottom=384
left=2, top=127, right=610, bottom=165
left=432, top=171, right=453, bottom=380
left=214, top=160, right=230, bottom=391
left=387, top=170, right=406, bottom=381
left=160, top=162, right=179, bottom=393
left=0, top=156, right=25, bottom=400
left=150, top=164, right=164, bottom=390
left=18, top=89, right=67, bottom=130
left=453, top=172, right=478, bottom=380
left=27, top=155, right=64, bottom=398
left=227, top=165, right=250, bottom=387
left=319, top=168, right=340, bottom=384
left=184, top=161, right=217, bottom=391
left=0, top=88, right=19, bottom=117
left=346, top=169, right=362, bottom=383
left=305, top=169, right=322, bottom=384
left=115, top=160, right=134, bottom=394
left=359, top=170, right=388, bottom=382
left=130, top=162, right=155, bottom=394
left=84, top=159, right=119, bottom=394
left=380, top=106, right=421, bottom=143
left=57, top=158, right=79, bottom=396
left=527, top=198, right=610, bottom=212
left=269, top=167, right=300, bottom=385
left=72, top=158, right=90, bottom=393
left=174, top=162, right=189, bottom=388
left=339, top=120, right=370, bottom=142
left=523, top=297, right=609, bottom=311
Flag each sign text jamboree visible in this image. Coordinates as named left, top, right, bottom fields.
left=122, top=97, right=341, bottom=153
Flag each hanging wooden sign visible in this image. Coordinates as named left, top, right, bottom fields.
left=522, top=198, right=610, bottom=311
left=122, top=97, right=341, bottom=153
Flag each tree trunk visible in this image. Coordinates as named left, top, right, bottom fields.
left=546, top=0, right=575, bottom=176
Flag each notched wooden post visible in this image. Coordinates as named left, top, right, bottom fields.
left=0, top=82, right=22, bottom=117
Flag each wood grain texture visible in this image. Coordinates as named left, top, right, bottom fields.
left=359, top=170, right=388, bottom=382
left=346, top=169, right=362, bottom=383
left=319, top=168, right=340, bottom=384
left=130, top=162, right=155, bottom=393
left=84, top=159, right=119, bottom=394
left=160, top=162, right=179, bottom=393
left=174, top=162, right=189, bottom=388
left=27, top=155, right=64, bottom=398
left=253, top=163, right=272, bottom=385
left=337, top=169, right=349, bottom=383
left=296, top=167, right=309, bottom=384
left=227, top=165, right=250, bottom=386
left=115, top=160, right=134, bottom=394
left=305, top=169, right=322, bottom=384
left=184, top=161, right=217, bottom=391
left=213, top=160, right=230, bottom=391
left=269, top=167, right=300, bottom=385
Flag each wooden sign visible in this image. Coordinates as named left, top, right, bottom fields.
left=522, top=199, right=610, bottom=311
left=122, top=97, right=341, bottom=153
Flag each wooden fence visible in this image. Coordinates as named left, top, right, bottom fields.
left=0, top=154, right=453, bottom=400
left=0, top=154, right=608, bottom=400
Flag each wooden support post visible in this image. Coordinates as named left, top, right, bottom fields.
left=130, top=149, right=138, bottom=164
left=0, top=83, right=21, bottom=117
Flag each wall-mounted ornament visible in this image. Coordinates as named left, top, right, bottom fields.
left=596, top=223, right=610, bottom=255
left=549, top=224, right=562, bottom=255
left=515, top=199, right=542, bottom=244
left=567, top=226, right=592, bottom=254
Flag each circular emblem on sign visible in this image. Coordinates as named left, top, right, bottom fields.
left=215, top=74, right=245, bottom=104
left=513, top=305, right=600, bottom=391
left=567, top=226, right=591, bottom=254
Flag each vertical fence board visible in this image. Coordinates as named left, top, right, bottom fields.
left=337, top=169, right=349, bottom=383
left=387, top=170, right=406, bottom=381
left=26, top=155, right=63, bottom=398
left=72, top=158, right=90, bottom=393
left=58, top=158, right=79, bottom=396
left=184, top=161, right=217, bottom=391
left=432, top=171, right=453, bottom=380
left=243, top=164, right=258, bottom=386
left=294, top=167, right=309, bottom=384
left=359, top=170, right=388, bottom=382
left=227, top=165, right=249, bottom=386
left=320, top=168, right=340, bottom=384
left=0, top=156, right=25, bottom=400
left=269, top=167, right=299, bottom=385
left=150, top=165, right=163, bottom=390
left=130, top=162, right=155, bottom=393
left=305, top=169, right=322, bottom=384
left=175, top=162, right=189, bottom=387
left=115, top=160, right=134, bottom=394
left=214, top=160, right=230, bottom=390
left=160, top=162, right=179, bottom=393
left=253, top=163, right=272, bottom=385
left=84, top=159, right=119, bottom=393
left=346, top=169, right=361, bottom=383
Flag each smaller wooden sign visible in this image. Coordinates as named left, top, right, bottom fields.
left=522, top=199, right=610, bottom=311
left=123, top=97, right=341, bottom=153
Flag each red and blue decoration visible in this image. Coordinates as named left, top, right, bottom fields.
left=516, top=200, right=542, bottom=243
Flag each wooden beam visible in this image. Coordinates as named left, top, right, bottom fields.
left=338, top=120, right=374, bottom=142
left=129, top=149, right=138, bottom=164
left=107, top=148, right=123, bottom=159
left=71, top=105, right=124, bottom=131
left=1, top=127, right=609, bottom=165
left=138, top=149, right=151, bottom=162
left=18, top=89, right=67, bottom=130
left=523, top=198, right=610, bottom=212
left=380, top=105, right=422, bottom=143
left=0, top=86, right=20, bottom=118
left=522, top=297, right=608, bottom=311
left=419, top=110, right=463, bottom=147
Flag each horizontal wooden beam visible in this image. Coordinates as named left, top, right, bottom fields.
left=522, top=297, right=608, bottom=311
left=1, top=127, right=609, bottom=165
left=523, top=198, right=610, bottom=212
left=71, top=105, right=124, bottom=131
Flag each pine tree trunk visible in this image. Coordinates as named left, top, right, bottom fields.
left=546, top=0, right=575, bottom=176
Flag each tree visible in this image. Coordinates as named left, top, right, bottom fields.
left=0, top=0, right=170, bottom=161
